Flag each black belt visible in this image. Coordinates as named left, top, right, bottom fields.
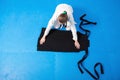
left=78, top=14, right=104, bottom=80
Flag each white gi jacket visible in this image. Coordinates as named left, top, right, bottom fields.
left=44, top=4, right=78, bottom=41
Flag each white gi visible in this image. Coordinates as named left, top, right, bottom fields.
left=44, top=4, right=78, bottom=41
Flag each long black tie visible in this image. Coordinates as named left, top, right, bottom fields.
left=78, top=14, right=104, bottom=80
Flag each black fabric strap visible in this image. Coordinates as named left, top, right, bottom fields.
left=79, top=14, right=97, bottom=37
left=78, top=51, right=104, bottom=80
left=77, top=14, right=104, bottom=80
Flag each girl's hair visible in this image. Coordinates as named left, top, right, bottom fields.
left=58, top=11, right=68, bottom=24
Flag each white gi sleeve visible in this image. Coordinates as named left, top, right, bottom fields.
left=44, top=12, right=57, bottom=36
left=70, top=24, right=78, bottom=41
left=68, top=14, right=78, bottom=41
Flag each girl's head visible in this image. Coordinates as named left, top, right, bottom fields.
left=58, top=11, right=68, bottom=24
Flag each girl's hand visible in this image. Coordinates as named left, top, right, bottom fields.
left=39, top=36, right=46, bottom=45
left=74, top=40, right=80, bottom=49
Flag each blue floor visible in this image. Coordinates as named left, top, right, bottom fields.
left=0, top=0, right=120, bottom=80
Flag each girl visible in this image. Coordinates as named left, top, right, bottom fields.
left=40, top=3, right=80, bottom=49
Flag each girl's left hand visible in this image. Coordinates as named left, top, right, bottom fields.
left=74, top=41, right=80, bottom=49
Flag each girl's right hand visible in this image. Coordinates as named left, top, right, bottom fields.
left=39, top=37, right=46, bottom=45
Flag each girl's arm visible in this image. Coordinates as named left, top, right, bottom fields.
left=40, top=12, right=57, bottom=45
left=68, top=14, right=80, bottom=49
